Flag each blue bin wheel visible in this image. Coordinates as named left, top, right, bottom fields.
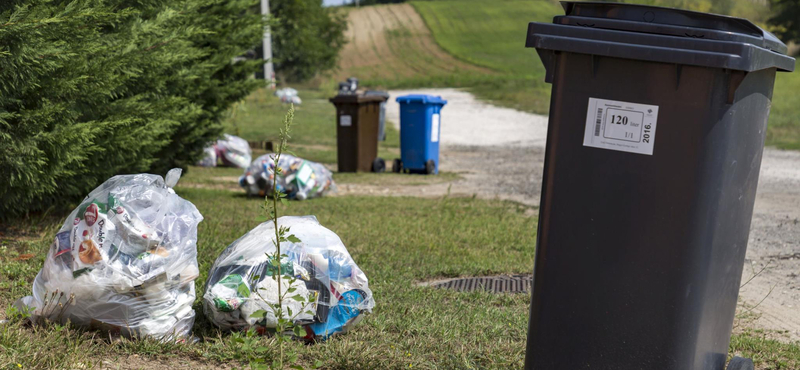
left=393, top=159, right=403, bottom=173
left=372, top=158, right=386, bottom=173
left=425, top=159, right=436, bottom=175
left=727, top=357, right=754, bottom=370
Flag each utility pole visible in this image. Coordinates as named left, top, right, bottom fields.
left=261, top=0, right=275, bottom=89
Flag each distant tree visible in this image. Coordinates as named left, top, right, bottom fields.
left=770, top=0, right=800, bottom=46
left=270, top=0, right=348, bottom=81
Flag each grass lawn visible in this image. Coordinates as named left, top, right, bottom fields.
left=1, top=178, right=539, bottom=369
left=768, top=67, right=800, bottom=150
left=224, top=88, right=400, bottom=167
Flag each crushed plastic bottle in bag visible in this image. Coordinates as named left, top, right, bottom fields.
left=14, top=169, right=203, bottom=340
left=203, top=216, right=373, bottom=341
left=239, top=154, right=336, bottom=200
left=197, top=134, right=252, bottom=168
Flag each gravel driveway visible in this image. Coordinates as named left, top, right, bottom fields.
left=386, top=88, right=800, bottom=341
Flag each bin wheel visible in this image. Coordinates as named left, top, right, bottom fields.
left=393, top=159, right=402, bottom=173
left=372, top=158, right=386, bottom=173
left=726, top=356, right=754, bottom=370
left=425, top=159, right=436, bottom=175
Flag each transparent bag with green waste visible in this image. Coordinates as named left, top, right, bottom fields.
left=239, top=154, right=335, bottom=200
left=203, top=216, right=373, bottom=340
left=14, top=169, right=203, bottom=340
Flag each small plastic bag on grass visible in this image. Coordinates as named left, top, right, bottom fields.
left=216, top=134, right=252, bottom=168
left=239, top=154, right=335, bottom=200
left=203, top=216, right=373, bottom=341
left=196, top=145, right=218, bottom=167
left=14, top=169, right=203, bottom=340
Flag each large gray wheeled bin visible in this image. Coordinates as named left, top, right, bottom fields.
left=524, top=2, right=795, bottom=370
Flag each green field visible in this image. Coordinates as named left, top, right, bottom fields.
left=411, top=0, right=559, bottom=113
left=404, top=0, right=800, bottom=149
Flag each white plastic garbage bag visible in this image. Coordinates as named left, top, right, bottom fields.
left=203, top=216, right=373, bottom=340
left=196, top=146, right=218, bottom=167
left=239, top=154, right=335, bottom=200
left=275, top=88, right=301, bottom=105
left=216, top=134, right=252, bottom=168
left=274, top=88, right=297, bottom=99
left=14, top=169, right=203, bottom=340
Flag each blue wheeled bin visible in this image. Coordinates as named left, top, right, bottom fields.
left=394, top=95, right=447, bottom=174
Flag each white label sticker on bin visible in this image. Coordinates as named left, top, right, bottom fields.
left=432, top=114, right=440, bottom=143
left=340, top=115, right=352, bottom=127
left=583, top=98, right=659, bottom=155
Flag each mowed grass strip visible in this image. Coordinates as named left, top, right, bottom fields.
left=1, top=185, right=537, bottom=369
left=335, top=4, right=491, bottom=87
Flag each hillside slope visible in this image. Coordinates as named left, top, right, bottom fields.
left=335, top=4, right=491, bottom=86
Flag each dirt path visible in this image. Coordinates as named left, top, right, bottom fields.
left=385, top=88, right=800, bottom=342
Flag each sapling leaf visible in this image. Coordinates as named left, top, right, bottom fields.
left=293, top=325, right=307, bottom=337
left=287, top=287, right=297, bottom=293
left=287, top=234, right=301, bottom=243
left=289, top=294, right=305, bottom=302
left=250, top=310, right=269, bottom=318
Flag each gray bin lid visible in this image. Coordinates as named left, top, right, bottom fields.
left=526, top=1, right=795, bottom=72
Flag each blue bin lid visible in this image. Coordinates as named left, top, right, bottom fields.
left=395, top=94, right=447, bottom=105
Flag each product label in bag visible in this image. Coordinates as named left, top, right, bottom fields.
left=71, top=200, right=116, bottom=274
left=583, top=98, right=659, bottom=155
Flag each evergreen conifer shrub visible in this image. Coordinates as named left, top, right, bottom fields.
left=0, top=0, right=263, bottom=217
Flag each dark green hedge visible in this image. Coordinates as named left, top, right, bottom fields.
left=0, top=0, right=264, bottom=217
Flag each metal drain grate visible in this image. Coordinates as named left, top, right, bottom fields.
left=427, top=274, right=532, bottom=294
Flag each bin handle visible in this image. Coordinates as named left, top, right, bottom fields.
left=527, top=23, right=795, bottom=74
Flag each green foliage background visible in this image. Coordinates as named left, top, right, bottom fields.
left=769, top=0, right=800, bottom=46
left=0, top=0, right=264, bottom=218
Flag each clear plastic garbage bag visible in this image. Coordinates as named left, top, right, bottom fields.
left=275, top=88, right=302, bottom=105
left=274, top=88, right=298, bottom=99
left=239, top=154, right=335, bottom=200
left=14, top=169, right=203, bottom=340
left=216, top=134, right=252, bottom=168
left=203, top=216, right=373, bottom=341
left=196, top=146, right=218, bottom=167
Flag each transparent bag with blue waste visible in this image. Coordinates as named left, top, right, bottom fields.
left=203, top=216, right=373, bottom=341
